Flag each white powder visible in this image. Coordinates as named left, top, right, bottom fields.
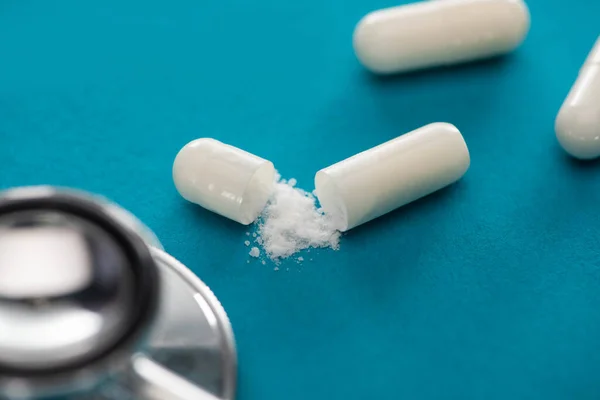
left=244, top=240, right=250, bottom=246
left=254, top=176, right=340, bottom=261
left=249, top=247, right=260, bottom=257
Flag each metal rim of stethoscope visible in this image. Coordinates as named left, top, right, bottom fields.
left=149, top=247, right=238, bottom=400
left=0, top=189, right=160, bottom=377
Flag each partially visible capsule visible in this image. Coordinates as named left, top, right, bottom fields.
left=555, top=36, right=600, bottom=160
left=353, top=0, right=530, bottom=74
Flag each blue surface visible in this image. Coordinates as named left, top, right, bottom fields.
left=1, top=1, right=600, bottom=399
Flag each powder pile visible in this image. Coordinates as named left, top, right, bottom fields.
left=253, top=176, right=340, bottom=261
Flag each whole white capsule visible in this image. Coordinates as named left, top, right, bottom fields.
left=555, top=36, right=600, bottom=160
left=173, top=138, right=275, bottom=225
left=353, top=0, right=530, bottom=74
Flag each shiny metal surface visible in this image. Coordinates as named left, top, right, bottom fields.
left=88, top=248, right=237, bottom=400
left=0, top=210, right=135, bottom=370
left=143, top=247, right=237, bottom=400
left=0, top=187, right=236, bottom=400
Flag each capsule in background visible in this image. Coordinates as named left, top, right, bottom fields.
left=314, top=123, right=470, bottom=232
left=173, top=138, right=275, bottom=225
left=555, top=36, right=600, bottom=160
left=353, top=0, right=530, bottom=74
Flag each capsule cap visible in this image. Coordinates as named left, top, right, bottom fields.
left=173, top=139, right=275, bottom=225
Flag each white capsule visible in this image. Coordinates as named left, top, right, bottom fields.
left=555, top=37, right=600, bottom=160
left=173, top=138, right=275, bottom=225
left=315, top=123, right=470, bottom=232
left=353, top=0, right=530, bottom=74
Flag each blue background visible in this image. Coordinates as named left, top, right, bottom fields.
left=1, top=0, right=600, bottom=399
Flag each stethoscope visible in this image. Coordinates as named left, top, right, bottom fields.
left=0, top=187, right=236, bottom=400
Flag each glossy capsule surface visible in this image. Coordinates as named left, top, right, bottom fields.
left=353, top=0, right=530, bottom=74
left=556, top=37, right=600, bottom=160
left=315, top=123, right=470, bottom=232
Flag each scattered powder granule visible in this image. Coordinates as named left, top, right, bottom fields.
left=249, top=247, right=260, bottom=258
left=261, top=260, right=266, bottom=265
left=252, top=233, right=257, bottom=238
left=244, top=240, right=250, bottom=246
left=298, top=257, right=304, bottom=262
left=255, top=176, right=340, bottom=261
left=246, top=232, right=250, bottom=236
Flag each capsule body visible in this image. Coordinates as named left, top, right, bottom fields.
left=315, top=123, right=470, bottom=232
left=555, top=37, right=600, bottom=160
left=353, top=0, right=530, bottom=74
left=173, top=138, right=275, bottom=225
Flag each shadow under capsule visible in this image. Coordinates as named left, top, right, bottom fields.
left=342, top=180, right=467, bottom=241
left=364, top=54, right=514, bottom=86
left=181, top=200, right=247, bottom=236
left=563, top=152, right=600, bottom=171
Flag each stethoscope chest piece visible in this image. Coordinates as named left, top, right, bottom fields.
left=0, top=187, right=236, bottom=400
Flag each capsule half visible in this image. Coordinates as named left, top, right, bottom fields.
left=315, top=123, right=470, bottom=231
left=173, top=138, right=275, bottom=225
